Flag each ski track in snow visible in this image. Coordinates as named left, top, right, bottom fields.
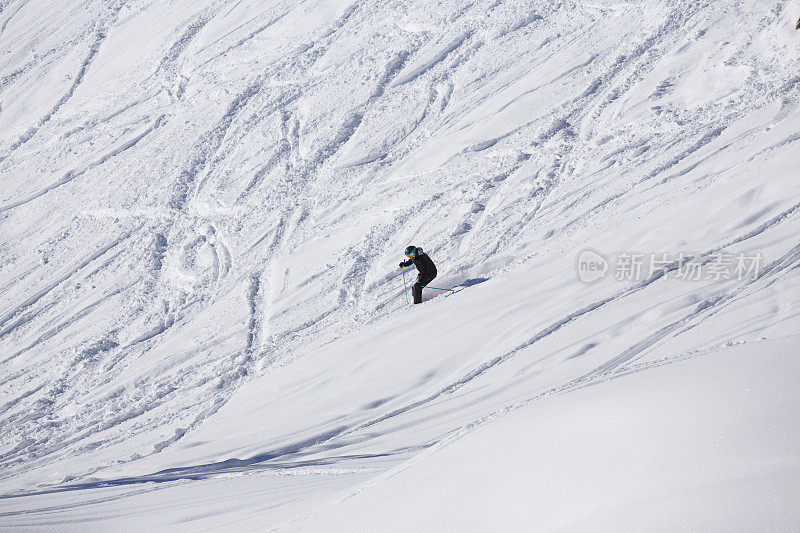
left=0, top=0, right=799, bottom=527
left=1, top=1, right=127, bottom=159
left=0, top=115, right=166, bottom=214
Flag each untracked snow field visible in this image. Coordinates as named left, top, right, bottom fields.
left=1, top=0, right=799, bottom=530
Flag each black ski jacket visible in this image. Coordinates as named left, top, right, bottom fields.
left=401, top=252, right=437, bottom=280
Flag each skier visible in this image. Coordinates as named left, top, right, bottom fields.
left=399, top=245, right=437, bottom=304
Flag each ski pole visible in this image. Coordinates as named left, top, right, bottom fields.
left=424, top=286, right=456, bottom=292
left=401, top=266, right=409, bottom=303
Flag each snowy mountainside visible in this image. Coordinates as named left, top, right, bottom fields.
left=0, top=0, right=799, bottom=529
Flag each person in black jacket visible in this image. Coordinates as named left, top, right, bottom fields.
left=399, top=245, right=437, bottom=304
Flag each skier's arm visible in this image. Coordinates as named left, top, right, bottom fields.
left=399, top=259, right=413, bottom=268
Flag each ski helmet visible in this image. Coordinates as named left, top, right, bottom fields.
left=405, top=245, right=419, bottom=258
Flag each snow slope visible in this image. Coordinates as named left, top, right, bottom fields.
left=1, top=0, right=799, bottom=529
left=293, top=339, right=800, bottom=532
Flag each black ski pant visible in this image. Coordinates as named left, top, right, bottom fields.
left=413, top=274, right=436, bottom=304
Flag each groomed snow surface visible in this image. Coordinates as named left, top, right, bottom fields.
left=1, top=0, right=799, bottom=530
